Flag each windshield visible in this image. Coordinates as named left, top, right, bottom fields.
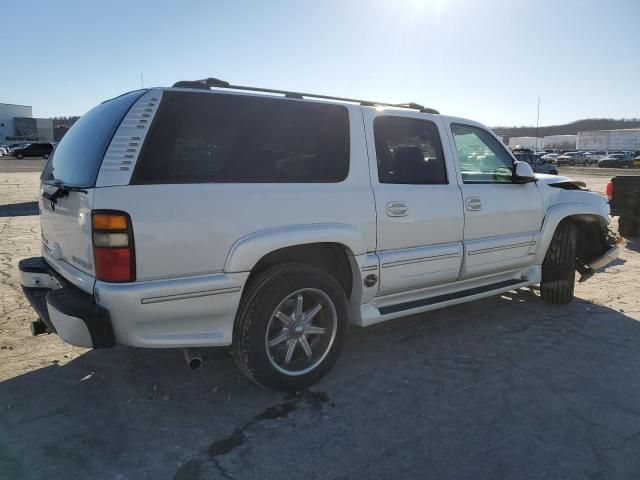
left=41, top=90, right=146, bottom=187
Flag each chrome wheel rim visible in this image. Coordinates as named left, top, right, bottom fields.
left=265, top=288, right=337, bottom=376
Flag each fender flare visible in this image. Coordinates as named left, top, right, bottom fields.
left=224, top=223, right=368, bottom=273
left=534, top=203, right=609, bottom=264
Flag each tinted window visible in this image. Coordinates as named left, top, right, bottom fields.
left=132, top=92, right=350, bottom=184
left=41, top=90, right=146, bottom=187
left=374, top=116, right=447, bottom=184
left=451, top=124, right=514, bottom=183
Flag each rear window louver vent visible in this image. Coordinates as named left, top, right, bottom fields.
left=101, top=96, right=159, bottom=172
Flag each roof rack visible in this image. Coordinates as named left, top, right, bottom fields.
left=171, top=78, right=439, bottom=114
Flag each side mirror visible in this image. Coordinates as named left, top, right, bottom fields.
left=512, top=160, right=536, bottom=183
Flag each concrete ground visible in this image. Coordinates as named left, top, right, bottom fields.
left=1, top=161, right=640, bottom=480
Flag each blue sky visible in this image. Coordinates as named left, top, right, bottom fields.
left=1, top=0, right=638, bottom=126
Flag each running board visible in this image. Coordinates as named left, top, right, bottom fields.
left=379, top=279, right=524, bottom=315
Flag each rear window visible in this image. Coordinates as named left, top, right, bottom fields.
left=131, top=91, right=350, bottom=184
left=41, top=90, right=146, bottom=187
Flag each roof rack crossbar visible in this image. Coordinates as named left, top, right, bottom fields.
left=170, top=78, right=439, bottom=114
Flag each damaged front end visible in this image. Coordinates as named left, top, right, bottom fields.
left=575, top=224, right=622, bottom=282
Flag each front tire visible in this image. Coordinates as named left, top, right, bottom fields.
left=16, top=153, right=23, bottom=159
left=233, top=263, right=349, bottom=391
left=541, top=219, right=577, bottom=304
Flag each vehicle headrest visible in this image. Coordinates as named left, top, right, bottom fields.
left=393, top=146, right=425, bottom=168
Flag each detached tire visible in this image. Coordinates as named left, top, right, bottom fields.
left=618, top=216, right=637, bottom=237
left=233, top=263, right=349, bottom=391
left=541, top=219, right=577, bottom=304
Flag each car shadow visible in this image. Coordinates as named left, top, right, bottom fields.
left=2, top=290, right=640, bottom=479
left=0, top=201, right=39, bottom=217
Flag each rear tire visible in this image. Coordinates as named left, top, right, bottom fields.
left=233, top=263, right=349, bottom=391
left=16, top=153, right=23, bottom=159
left=541, top=219, right=577, bottom=304
left=619, top=216, right=638, bottom=237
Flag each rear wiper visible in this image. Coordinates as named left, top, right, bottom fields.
left=42, top=183, right=88, bottom=210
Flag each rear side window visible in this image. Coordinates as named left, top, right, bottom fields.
left=374, top=116, right=447, bottom=184
left=132, top=91, right=350, bottom=184
left=41, top=90, right=146, bottom=187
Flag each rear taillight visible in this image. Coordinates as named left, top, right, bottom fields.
left=606, top=181, right=613, bottom=201
left=92, top=211, right=135, bottom=282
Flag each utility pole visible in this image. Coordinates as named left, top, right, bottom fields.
left=141, top=73, right=144, bottom=88
left=535, top=97, right=540, bottom=151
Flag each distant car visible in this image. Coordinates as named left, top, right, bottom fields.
left=541, top=153, right=559, bottom=164
left=544, top=149, right=560, bottom=154
left=512, top=148, right=558, bottom=174
left=0, top=146, right=7, bottom=157
left=8, top=143, right=31, bottom=153
left=11, top=142, right=54, bottom=159
left=634, top=155, right=640, bottom=168
left=598, top=154, right=634, bottom=168
left=587, top=151, right=607, bottom=162
left=556, top=151, right=589, bottom=166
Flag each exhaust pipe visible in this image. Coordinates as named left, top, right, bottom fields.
left=182, top=348, right=203, bottom=371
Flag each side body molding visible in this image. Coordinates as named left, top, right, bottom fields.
left=534, top=202, right=609, bottom=264
left=224, top=223, right=369, bottom=273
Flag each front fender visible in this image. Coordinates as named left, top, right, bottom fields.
left=534, top=202, right=609, bottom=264
left=224, top=223, right=368, bottom=273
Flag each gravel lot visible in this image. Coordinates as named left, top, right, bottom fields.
left=1, top=161, right=639, bottom=480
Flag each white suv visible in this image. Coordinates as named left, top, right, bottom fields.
left=19, top=78, right=619, bottom=391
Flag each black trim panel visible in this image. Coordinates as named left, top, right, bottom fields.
left=47, top=287, right=115, bottom=348
left=379, top=279, right=524, bottom=315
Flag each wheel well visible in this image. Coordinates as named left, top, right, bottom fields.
left=248, top=243, right=354, bottom=299
left=569, top=215, right=609, bottom=264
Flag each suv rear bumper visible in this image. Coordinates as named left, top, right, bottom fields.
left=19, top=257, right=115, bottom=348
left=20, top=256, right=249, bottom=349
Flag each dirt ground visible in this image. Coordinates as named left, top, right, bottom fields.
left=1, top=162, right=640, bottom=480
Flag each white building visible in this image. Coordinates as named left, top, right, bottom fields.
left=0, top=102, right=53, bottom=144
left=543, top=135, right=577, bottom=150
left=576, top=129, right=640, bottom=152
left=508, top=136, right=543, bottom=150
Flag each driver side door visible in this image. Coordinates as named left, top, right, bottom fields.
left=445, top=122, right=545, bottom=279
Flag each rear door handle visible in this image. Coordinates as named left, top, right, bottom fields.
left=386, top=201, right=409, bottom=217
left=465, top=197, right=482, bottom=211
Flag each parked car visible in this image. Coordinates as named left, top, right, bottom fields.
left=512, top=148, right=558, bottom=174
left=11, top=142, right=54, bottom=159
left=556, top=151, right=589, bottom=166
left=634, top=155, right=640, bottom=167
left=8, top=143, right=30, bottom=153
left=587, top=151, right=607, bottom=162
left=0, top=146, right=6, bottom=157
left=607, top=176, right=640, bottom=236
left=598, top=154, right=634, bottom=168
left=541, top=153, right=560, bottom=164
left=18, top=79, right=618, bottom=391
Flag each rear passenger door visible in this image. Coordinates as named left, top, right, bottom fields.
left=364, top=109, right=465, bottom=296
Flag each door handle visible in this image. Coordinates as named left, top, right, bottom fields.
left=386, top=201, right=408, bottom=217
left=465, top=197, right=482, bottom=211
